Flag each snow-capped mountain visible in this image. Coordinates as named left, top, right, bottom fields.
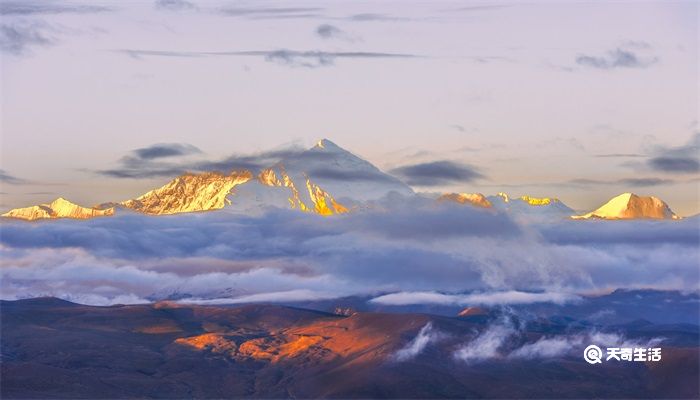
left=486, top=192, right=574, bottom=219
left=225, top=139, right=412, bottom=215
left=119, top=171, right=253, bottom=215
left=2, top=198, right=114, bottom=221
left=572, top=193, right=679, bottom=220
left=437, top=193, right=492, bottom=208
left=282, top=139, right=414, bottom=202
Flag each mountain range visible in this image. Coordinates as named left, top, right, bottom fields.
left=1, top=139, right=681, bottom=221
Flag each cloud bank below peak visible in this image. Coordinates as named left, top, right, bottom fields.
left=1, top=201, right=697, bottom=305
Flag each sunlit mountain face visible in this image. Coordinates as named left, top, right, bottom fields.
left=1, top=0, right=698, bottom=397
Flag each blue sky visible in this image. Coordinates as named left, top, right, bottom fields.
left=1, top=0, right=698, bottom=214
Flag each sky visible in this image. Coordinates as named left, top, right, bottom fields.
left=1, top=0, right=698, bottom=215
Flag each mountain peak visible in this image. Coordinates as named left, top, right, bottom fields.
left=438, top=193, right=492, bottom=208
left=573, top=192, right=679, bottom=220
left=50, top=197, right=73, bottom=207
left=497, top=192, right=510, bottom=202
left=2, top=198, right=114, bottom=221
left=518, top=195, right=560, bottom=206
left=312, top=138, right=341, bottom=151
left=121, top=171, right=253, bottom=215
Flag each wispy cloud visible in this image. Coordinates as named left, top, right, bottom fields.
left=508, top=336, right=581, bottom=359
left=97, top=142, right=400, bottom=182
left=509, top=331, right=663, bottom=360
left=0, top=1, right=113, bottom=15
left=316, top=24, right=352, bottom=41
left=568, top=177, right=676, bottom=187
left=184, top=289, right=340, bottom=305
left=116, top=48, right=420, bottom=68
left=452, top=317, right=665, bottom=363
left=449, top=4, right=516, bottom=12
left=393, top=322, right=441, bottom=361
left=370, top=291, right=580, bottom=306
left=576, top=47, right=658, bottom=70
left=0, top=20, right=55, bottom=55
left=97, top=143, right=205, bottom=178
left=454, top=321, right=516, bottom=363
left=449, top=124, right=471, bottom=133
left=217, top=6, right=323, bottom=19
left=594, top=153, right=646, bottom=158
left=97, top=142, right=397, bottom=179
left=346, top=13, right=402, bottom=22
left=649, top=157, right=700, bottom=173
left=154, top=0, right=196, bottom=12
left=647, top=134, right=700, bottom=174
left=0, top=170, right=29, bottom=185
left=133, top=143, right=202, bottom=160
left=389, top=160, right=485, bottom=186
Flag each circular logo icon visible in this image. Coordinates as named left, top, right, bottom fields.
left=584, top=345, right=603, bottom=364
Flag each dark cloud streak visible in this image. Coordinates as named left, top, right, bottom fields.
left=154, top=0, right=196, bottom=11
left=0, top=21, right=54, bottom=55
left=576, top=48, right=657, bottom=70
left=217, top=6, right=323, bottom=19
left=647, top=134, right=700, bottom=174
left=133, top=143, right=202, bottom=160
left=0, top=1, right=113, bottom=15
left=116, top=48, right=420, bottom=68
left=0, top=170, right=29, bottom=185
left=316, top=24, right=345, bottom=40
left=389, top=161, right=485, bottom=186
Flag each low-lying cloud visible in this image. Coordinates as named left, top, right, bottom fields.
left=1, top=195, right=698, bottom=305
left=453, top=318, right=664, bottom=363
left=393, top=322, right=441, bottom=361
left=454, top=320, right=516, bottom=363
left=370, top=291, right=580, bottom=306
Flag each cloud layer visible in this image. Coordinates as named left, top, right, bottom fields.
left=0, top=199, right=697, bottom=305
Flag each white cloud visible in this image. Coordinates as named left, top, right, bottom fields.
left=454, top=322, right=516, bottom=363
left=0, top=206, right=697, bottom=305
left=393, top=323, right=441, bottom=361
left=370, top=290, right=581, bottom=306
